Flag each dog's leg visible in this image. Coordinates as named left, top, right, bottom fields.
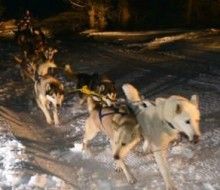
left=37, top=99, right=52, bottom=124
left=153, top=148, right=176, bottom=190
left=83, top=119, right=100, bottom=149
left=53, top=107, right=59, bottom=125
left=143, top=139, right=150, bottom=153
left=116, top=160, right=136, bottom=184
left=115, top=161, right=122, bottom=172
left=20, top=69, right=26, bottom=81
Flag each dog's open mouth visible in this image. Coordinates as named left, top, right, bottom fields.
left=179, top=132, right=188, bottom=140
left=179, top=132, right=199, bottom=144
left=178, top=132, right=190, bottom=144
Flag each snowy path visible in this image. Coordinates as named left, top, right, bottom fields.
left=0, top=30, right=219, bottom=190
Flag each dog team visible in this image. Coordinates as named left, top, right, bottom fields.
left=13, top=12, right=201, bottom=190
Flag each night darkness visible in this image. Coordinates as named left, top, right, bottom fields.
left=0, top=0, right=220, bottom=190
left=1, top=0, right=70, bottom=19
left=1, top=0, right=220, bottom=28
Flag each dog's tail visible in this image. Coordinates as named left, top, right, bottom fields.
left=122, top=83, right=141, bottom=102
left=64, top=64, right=73, bottom=78
left=14, top=55, right=22, bottom=64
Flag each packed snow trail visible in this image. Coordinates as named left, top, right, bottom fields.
left=0, top=30, right=219, bottom=189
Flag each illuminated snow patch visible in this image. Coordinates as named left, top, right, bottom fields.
left=70, top=143, right=83, bottom=152
left=0, top=138, right=28, bottom=186
left=28, top=174, right=48, bottom=188
left=171, top=146, right=194, bottom=159
left=203, top=183, right=215, bottom=190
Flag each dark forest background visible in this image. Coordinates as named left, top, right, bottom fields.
left=0, top=0, right=220, bottom=30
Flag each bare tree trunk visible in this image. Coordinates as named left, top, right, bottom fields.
left=88, top=5, right=96, bottom=29
left=186, top=0, right=194, bottom=25
left=88, top=1, right=108, bottom=30
left=118, top=0, right=130, bottom=27
left=98, top=4, right=108, bottom=30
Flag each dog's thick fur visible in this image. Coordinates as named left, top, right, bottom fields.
left=122, top=83, right=201, bottom=190
left=14, top=47, right=58, bottom=81
left=14, top=52, right=37, bottom=81
left=65, top=65, right=117, bottom=104
left=83, top=97, right=141, bottom=183
left=37, top=47, right=58, bottom=76
left=34, top=75, right=64, bottom=125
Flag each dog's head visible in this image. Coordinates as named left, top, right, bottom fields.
left=98, top=82, right=117, bottom=101
left=46, top=82, right=64, bottom=108
left=26, top=61, right=37, bottom=77
left=95, top=76, right=117, bottom=105
left=112, top=114, right=140, bottom=160
left=156, top=95, right=201, bottom=143
left=44, top=47, right=58, bottom=61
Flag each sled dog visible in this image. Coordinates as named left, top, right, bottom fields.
left=14, top=52, right=37, bottom=81
left=37, top=47, right=58, bottom=76
left=122, top=83, right=201, bottom=190
left=65, top=65, right=117, bottom=104
left=83, top=97, right=141, bottom=183
left=34, top=75, right=64, bottom=125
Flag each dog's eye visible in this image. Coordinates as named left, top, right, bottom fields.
left=121, top=143, right=126, bottom=146
left=185, top=120, right=190, bottom=124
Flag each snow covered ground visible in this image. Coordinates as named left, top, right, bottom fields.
left=0, top=29, right=219, bottom=190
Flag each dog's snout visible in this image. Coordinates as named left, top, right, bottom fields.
left=56, top=104, right=61, bottom=108
left=193, top=134, right=200, bottom=144
left=114, top=154, right=120, bottom=160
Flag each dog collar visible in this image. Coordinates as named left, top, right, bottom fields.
left=165, top=121, right=175, bottom=129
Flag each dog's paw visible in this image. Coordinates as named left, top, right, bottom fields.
left=128, top=177, right=137, bottom=184
left=136, top=151, right=145, bottom=157
left=54, top=119, right=60, bottom=126
left=54, top=124, right=61, bottom=128
left=46, top=119, right=53, bottom=125
left=166, top=185, right=177, bottom=190
left=115, top=166, right=122, bottom=173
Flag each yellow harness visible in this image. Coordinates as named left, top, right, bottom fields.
left=69, top=85, right=115, bottom=106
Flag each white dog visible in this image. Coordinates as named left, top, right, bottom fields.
left=122, top=83, right=201, bottom=190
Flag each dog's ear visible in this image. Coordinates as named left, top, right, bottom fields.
left=53, top=48, right=58, bottom=54
left=155, top=98, right=166, bottom=105
left=99, top=84, right=105, bottom=92
left=176, top=103, right=182, bottom=114
left=141, top=95, right=145, bottom=100
left=44, top=50, right=49, bottom=59
left=59, top=83, right=64, bottom=91
left=191, top=95, right=199, bottom=108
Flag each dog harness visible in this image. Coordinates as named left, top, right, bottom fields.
left=98, top=106, right=128, bottom=126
